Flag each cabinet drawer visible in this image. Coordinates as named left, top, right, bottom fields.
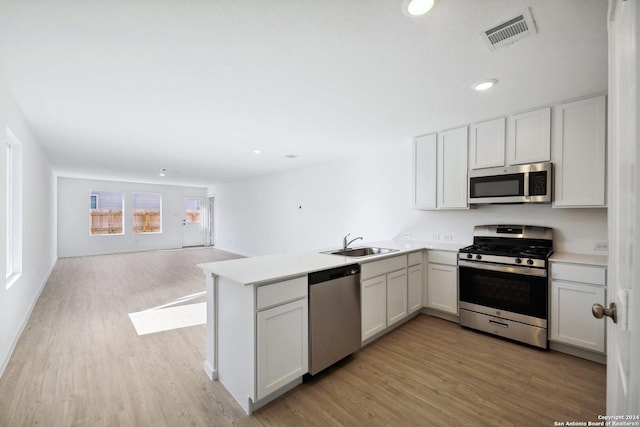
left=361, top=255, right=407, bottom=280
left=408, top=251, right=423, bottom=266
left=551, top=263, right=606, bottom=286
left=256, top=276, right=307, bottom=310
left=427, top=250, right=458, bottom=266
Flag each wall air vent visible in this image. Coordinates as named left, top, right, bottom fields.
left=481, top=8, right=537, bottom=51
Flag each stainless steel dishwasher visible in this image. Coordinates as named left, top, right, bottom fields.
left=308, top=264, right=361, bottom=375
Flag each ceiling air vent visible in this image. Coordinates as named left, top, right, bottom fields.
left=481, top=8, right=537, bottom=51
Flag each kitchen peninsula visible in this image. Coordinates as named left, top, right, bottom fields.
left=198, top=240, right=461, bottom=414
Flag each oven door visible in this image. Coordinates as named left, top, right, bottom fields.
left=458, top=261, right=548, bottom=322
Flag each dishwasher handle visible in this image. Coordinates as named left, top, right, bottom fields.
left=308, top=264, right=360, bottom=285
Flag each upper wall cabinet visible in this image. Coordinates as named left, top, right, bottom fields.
left=413, top=134, right=437, bottom=209
left=437, top=126, right=468, bottom=209
left=552, top=95, right=606, bottom=208
left=412, top=127, right=468, bottom=210
left=506, top=107, right=551, bottom=165
left=469, top=117, right=505, bottom=170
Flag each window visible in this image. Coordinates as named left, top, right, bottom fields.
left=132, top=193, right=161, bottom=233
left=185, top=198, right=202, bottom=223
left=90, top=191, right=124, bottom=235
left=6, top=128, right=23, bottom=288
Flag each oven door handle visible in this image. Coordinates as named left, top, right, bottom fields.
left=458, top=259, right=547, bottom=277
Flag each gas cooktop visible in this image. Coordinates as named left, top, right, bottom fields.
left=458, top=225, right=554, bottom=268
left=459, top=243, right=553, bottom=260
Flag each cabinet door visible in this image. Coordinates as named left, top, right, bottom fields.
left=413, top=134, right=437, bottom=210
left=426, top=264, right=458, bottom=314
left=256, top=298, right=308, bottom=400
left=407, top=264, right=423, bottom=314
left=552, top=95, right=606, bottom=207
left=437, top=126, right=468, bottom=209
left=507, top=107, right=551, bottom=165
left=361, top=275, right=387, bottom=341
left=386, top=269, right=408, bottom=326
left=550, top=280, right=606, bottom=352
left=469, top=117, right=506, bottom=169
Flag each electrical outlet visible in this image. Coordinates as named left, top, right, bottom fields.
left=432, top=233, right=440, bottom=241
left=594, top=242, right=608, bottom=252
left=403, top=232, right=412, bottom=239
left=442, top=234, right=452, bottom=241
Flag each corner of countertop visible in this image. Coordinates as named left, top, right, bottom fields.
left=549, top=252, right=608, bottom=266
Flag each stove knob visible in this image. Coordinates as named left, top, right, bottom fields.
left=515, top=258, right=522, bottom=264
left=476, top=254, right=482, bottom=260
left=466, top=253, right=473, bottom=259
left=527, top=259, right=534, bottom=265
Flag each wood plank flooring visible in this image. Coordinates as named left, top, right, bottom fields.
left=0, top=248, right=605, bottom=426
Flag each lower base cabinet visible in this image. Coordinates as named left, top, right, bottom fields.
left=426, top=251, right=458, bottom=315
left=361, top=254, right=420, bottom=342
left=256, top=298, right=308, bottom=400
left=549, top=260, right=606, bottom=353
left=387, top=269, right=408, bottom=325
left=407, top=264, right=423, bottom=314
left=361, top=275, right=387, bottom=341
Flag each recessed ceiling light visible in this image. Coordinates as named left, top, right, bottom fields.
left=407, top=0, right=435, bottom=16
left=159, top=168, right=167, bottom=177
left=472, top=79, right=498, bottom=91
left=253, top=149, right=262, bottom=154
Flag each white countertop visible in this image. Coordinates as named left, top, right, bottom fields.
left=550, top=252, right=608, bottom=267
left=198, top=240, right=465, bottom=286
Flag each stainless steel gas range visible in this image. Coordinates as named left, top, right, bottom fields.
left=458, top=225, right=553, bottom=349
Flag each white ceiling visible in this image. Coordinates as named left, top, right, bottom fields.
left=0, top=0, right=608, bottom=187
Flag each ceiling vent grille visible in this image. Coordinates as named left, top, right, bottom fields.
left=481, top=8, right=537, bottom=51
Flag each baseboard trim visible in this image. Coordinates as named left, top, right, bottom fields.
left=203, top=361, right=218, bottom=380
left=549, top=341, right=607, bottom=364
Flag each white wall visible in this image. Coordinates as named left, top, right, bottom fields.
left=0, top=78, right=57, bottom=377
left=211, top=143, right=607, bottom=257
left=58, top=178, right=207, bottom=257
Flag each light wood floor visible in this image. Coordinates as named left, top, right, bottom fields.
left=0, top=248, right=605, bottom=426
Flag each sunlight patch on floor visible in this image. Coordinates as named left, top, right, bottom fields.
left=129, top=292, right=206, bottom=336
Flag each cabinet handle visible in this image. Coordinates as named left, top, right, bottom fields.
left=592, top=302, right=617, bottom=323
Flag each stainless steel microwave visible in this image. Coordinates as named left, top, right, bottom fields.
left=468, top=162, right=553, bottom=204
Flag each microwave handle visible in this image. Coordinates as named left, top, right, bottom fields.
left=523, top=169, right=530, bottom=199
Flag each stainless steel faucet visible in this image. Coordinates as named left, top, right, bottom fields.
left=343, top=233, right=363, bottom=250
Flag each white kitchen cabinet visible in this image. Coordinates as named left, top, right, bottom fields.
left=426, top=251, right=458, bottom=315
left=256, top=297, right=308, bottom=400
left=469, top=117, right=505, bottom=169
left=361, top=275, right=387, bottom=341
left=387, top=269, right=408, bottom=326
left=506, top=107, right=551, bottom=165
left=407, top=255, right=423, bottom=315
left=413, top=134, right=437, bottom=209
left=550, top=261, right=607, bottom=353
left=205, top=273, right=308, bottom=414
left=438, top=126, right=469, bottom=209
left=360, top=255, right=409, bottom=342
left=552, top=95, right=607, bottom=208
left=412, top=128, right=468, bottom=211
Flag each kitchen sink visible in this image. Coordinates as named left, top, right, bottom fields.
left=325, top=246, right=398, bottom=257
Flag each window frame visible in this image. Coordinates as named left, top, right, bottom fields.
left=132, top=192, right=162, bottom=234
left=89, top=190, right=124, bottom=236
